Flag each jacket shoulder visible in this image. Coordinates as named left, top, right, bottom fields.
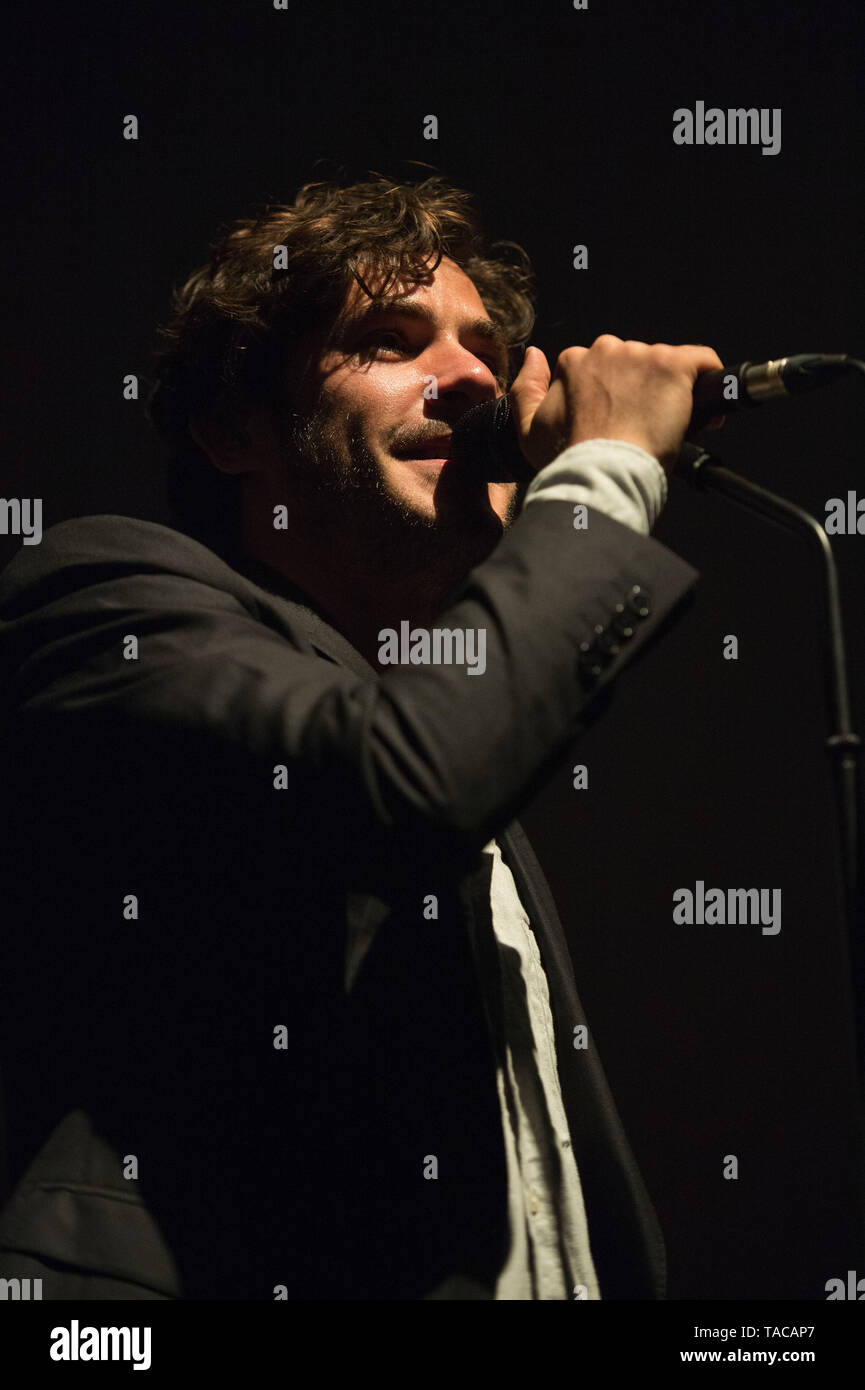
left=0, top=517, right=265, bottom=625
left=0, top=515, right=241, bottom=606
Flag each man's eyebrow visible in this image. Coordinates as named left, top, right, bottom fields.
left=348, top=296, right=508, bottom=354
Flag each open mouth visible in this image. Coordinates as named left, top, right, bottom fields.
left=397, top=437, right=453, bottom=464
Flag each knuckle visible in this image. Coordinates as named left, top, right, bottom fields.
left=651, top=346, right=685, bottom=378
left=555, top=345, right=585, bottom=372
left=649, top=343, right=677, bottom=365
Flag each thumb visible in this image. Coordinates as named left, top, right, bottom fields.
left=508, top=345, right=551, bottom=444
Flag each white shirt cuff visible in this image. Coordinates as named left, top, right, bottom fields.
left=521, top=439, right=668, bottom=535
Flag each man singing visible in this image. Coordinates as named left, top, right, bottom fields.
left=0, top=174, right=721, bottom=1299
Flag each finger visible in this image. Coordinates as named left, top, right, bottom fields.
left=676, top=344, right=726, bottom=376
left=508, top=344, right=552, bottom=438
left=520, top=344, right=551, bottom=389
left=551, top=344, right=590, bottom=383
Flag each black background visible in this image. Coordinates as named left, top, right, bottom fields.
left=3, top=0, right=865, bottom=1299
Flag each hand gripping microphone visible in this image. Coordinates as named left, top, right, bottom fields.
left=450, top=353, right=852, bottom=483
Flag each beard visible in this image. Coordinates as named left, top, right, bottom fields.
left=272, top=392, right=521, bottom=600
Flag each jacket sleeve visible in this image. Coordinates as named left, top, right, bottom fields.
left=0, top=499, right=698, bottom=888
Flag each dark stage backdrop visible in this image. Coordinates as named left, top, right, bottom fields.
left=3, top=0, right=864, bottom=1300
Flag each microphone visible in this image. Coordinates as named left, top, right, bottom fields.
left=450, top=353, right=852, bottom=483
left=690, top=354, right=849, bottom=424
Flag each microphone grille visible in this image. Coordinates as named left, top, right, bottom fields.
left=451, top=395, right=531, bottom=482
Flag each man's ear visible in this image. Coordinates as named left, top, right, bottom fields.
left=189, top=414, right=254, bottom=475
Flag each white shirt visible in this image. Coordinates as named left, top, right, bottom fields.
left=479, top=437, right=664, bottom=1299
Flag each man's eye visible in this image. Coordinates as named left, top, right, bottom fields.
left=356, top=330, right=503, bottom=375
left=358, top=331, right=406, bottom=353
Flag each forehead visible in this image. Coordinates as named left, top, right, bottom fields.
left=340, top=256, right=489, bottom=321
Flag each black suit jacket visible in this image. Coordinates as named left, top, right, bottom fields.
left=0, top=499, right=698, bottom=1299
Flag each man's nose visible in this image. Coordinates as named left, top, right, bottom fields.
left=423, top=341, right=498, bottom=410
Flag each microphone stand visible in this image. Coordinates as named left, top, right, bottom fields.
left=677, top=443, right=865, bottom=1241
left=465, top=390, right=865, bottom=1239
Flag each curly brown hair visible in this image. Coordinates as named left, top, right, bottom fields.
left=145, top=173, right=536, bottom=556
